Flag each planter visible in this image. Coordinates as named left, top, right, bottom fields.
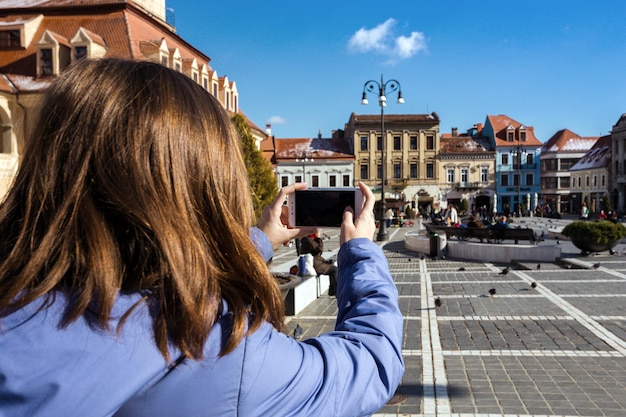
left=562, top=220, right=626, bottom=255
left=570, top=236, right=620, bottom=254
left=272, top=272, right=304, bottom=300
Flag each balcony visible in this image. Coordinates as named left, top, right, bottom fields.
left=453, top=181, right=486, bottom=191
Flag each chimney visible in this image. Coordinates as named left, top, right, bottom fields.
left=452, top=127, right=458, bottom=137
left=265, top=124, right=272, bottom=136
left=318, top=129, right=322, bottom=139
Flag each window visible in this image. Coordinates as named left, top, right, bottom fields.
left=410, top=136, right=418, bottom=150
left=560, top=177, right=570, bottom=188
left=213, top=83, right=218, bottom=96
left=501, top=153, right=509, bottom=165
left=601, top=174, right=606, bottom=187
left=410, top=163, right=417, bottom=178
left=295, top=175, right=303, bottom=183
left=360, top=136, right=368, bottom=151
left=311, top=175, right=319, bottom=187
left=526, top=174, right=533, bottom=186
left=513, top=173, right=520, bottom=186
left=0, top=30, right=20, bottom=47
left=520, top=131, right=527, bottom=141
left=281, top=176, right=289, bottom=187
left=460, top=168, right=469, bottom=184
left=203, top=77, right=208, bottom=90
left=377, top=135, right=383, bottom=151
left=426, top=135, right=434, bottom=150
left=329, top=175, right=336, bottom=187
left=161, top=55, right=168, bottom=66
left=343, top=175, right=350, bottom=187
left=175, top=62, right=181, bottom=72
left=585, top=175, right=590, bottom=187
left=193, top=72, right=198, bottom=82
left=40, top=48, right=53, bottom=75
left=446, top=168, right=455, bottom=184
left=501, top=174, right=509, bottom=187
left=393, top=163, right=401, bottom=178
left=426, top=163, right=434, bottom=178
left=507, top=131, right=514, bottom=142
left=577, top=177, right=581, bottom=187
left=393, top=136, right=401, bottom=150
left=377, top=164, right=382, bottom=179
left=360, top=165, right=369, bottom=180
left=593, top=175, right=597, bottom=187
left=526, top=153, right=534, bottom=165
left=226, top=92, right=230, bottom=110
left=481, top=167, right=488, bottom=182
left=74, top=46, right=87, bottom=61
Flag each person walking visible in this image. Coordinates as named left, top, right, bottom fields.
left=0, top=58, right=404, bottom=417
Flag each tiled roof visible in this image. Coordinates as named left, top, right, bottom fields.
left=0, top=1, right=212, bottom=89
left=486, top=114, right=543, bottom=147
left=274, top=138, right=353, bottom=160
left=351, top=113, right=440, bottom=124
left=439, top=136, right=490, bottom=154
left=570, top=135, right=611, bottom=171
left=541, top=128, right=599, bottom=153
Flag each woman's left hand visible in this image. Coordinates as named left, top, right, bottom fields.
left=257, top=183, right=318, bottom=249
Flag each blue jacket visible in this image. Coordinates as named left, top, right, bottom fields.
left=0, top=229, right=404, bottom=416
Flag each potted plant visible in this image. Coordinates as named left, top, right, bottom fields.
left=561, top=220, right=626, bottom=254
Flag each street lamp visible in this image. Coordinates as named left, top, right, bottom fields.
left=293, top=151, right=315, bottom=183
left=361, top=75, right=404, bottom=241
left=511, top=145, right=526, bottom=217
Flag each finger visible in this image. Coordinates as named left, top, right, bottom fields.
left=342, top=206, right=355, bottom=225
left=272, top=183, right=308, bottom=212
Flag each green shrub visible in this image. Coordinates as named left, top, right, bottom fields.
left=561, top=220, right=626, bottom=244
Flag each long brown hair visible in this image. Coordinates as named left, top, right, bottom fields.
left=0, top=58, right=284, bottom=360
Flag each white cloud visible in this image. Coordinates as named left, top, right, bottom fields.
left=348, top=18, right=427, bottom=62
left=267, top=115, right=287, bottom=124
left=395, top=32, right=427, bottom=58
left=348, top=18, right=396, bottom=54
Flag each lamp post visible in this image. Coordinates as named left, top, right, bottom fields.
left=511, top=145, right=526, bottom=217
left=361, top=75, right=404, bottom=241
left=294, top=151, right=315, bottom=184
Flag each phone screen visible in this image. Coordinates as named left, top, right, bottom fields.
left=293, top=189, right=357, bottom=227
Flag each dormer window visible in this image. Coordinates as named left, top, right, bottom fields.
left=0, top=30, right=20, bottom=47
left=74, top=45, right=87, bottom=61
left=520, top=131, right=527, bottom=141
left=507, top=131, right=514, bottom=142
left=70, top=27, right=107, bottom=63
left=40, top=48, right=53, bottom=75
left=36, top=30, right=70, bottom=76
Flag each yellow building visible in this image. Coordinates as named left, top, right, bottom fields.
left=344, top=112, right=441, bottom=212
left=570, top=135, right=612, bottom=215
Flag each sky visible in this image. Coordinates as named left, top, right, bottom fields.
left=165, top=0, right=626, bottom=142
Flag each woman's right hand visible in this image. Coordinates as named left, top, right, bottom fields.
left=340, top=182, right=376, bottom=245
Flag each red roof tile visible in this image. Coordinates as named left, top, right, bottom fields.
left=486, top=114, right=543, bottom=147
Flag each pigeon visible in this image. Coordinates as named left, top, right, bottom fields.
left=531, top=282, right=537, bottom=289
left=458, top=267, right=466, bottom=271
left=536, top=264, right=541, bottom=270
left=499, top=267, right=509, bottom=275
left=592, top=262, right=600, bottom=269
left=557, top=240, right=561, bottom=245
left=292, top=324, right=303, bottom=340
left=434, top=297, right=442, bottom=308
left=488, top=288, right=496, bottom=296
left=610, top=249, right=616, bottom=255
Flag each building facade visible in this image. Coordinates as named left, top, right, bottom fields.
left=540, top=129, right=598, bottom=214
left=272, top=135, right=354, bottom=189
left=611, top=114, right=626, bottom=211
left=344, top=112, right=441, bottom=212
left=570, top=135, right=611, bottom=215
left=438, top=126, right=496, bottom=216
left=482, top=115, right=542, bottom=216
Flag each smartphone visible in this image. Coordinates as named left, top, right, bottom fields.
left=288, top=188, right=364, bottom=227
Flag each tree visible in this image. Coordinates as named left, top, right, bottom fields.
left=231, top=114, right=278, bottom=219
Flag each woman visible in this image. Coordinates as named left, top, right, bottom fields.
left=0, top=59, right=403, bottom=416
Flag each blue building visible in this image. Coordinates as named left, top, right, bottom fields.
left=481, top=115, right=543, bottom=216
